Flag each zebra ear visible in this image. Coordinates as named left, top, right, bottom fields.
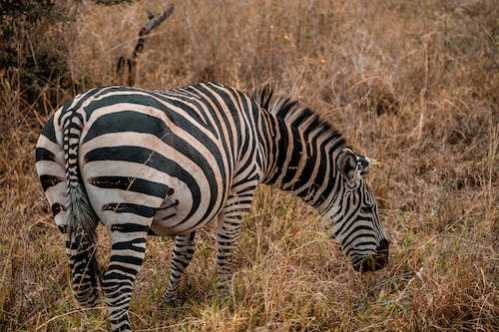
left=338, top=149, right=370, bottom=183
left=338, top=148, right=358, bottom=181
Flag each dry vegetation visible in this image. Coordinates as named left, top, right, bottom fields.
left=1, top=0, right=498, bottom=331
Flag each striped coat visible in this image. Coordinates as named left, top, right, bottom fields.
left=36, top=82, right=388, bottom=331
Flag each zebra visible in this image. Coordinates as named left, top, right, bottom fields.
left=35, top=82, right=389, bottom=331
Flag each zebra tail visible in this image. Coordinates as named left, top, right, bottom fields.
left=63, top=112, right=99, bottom=244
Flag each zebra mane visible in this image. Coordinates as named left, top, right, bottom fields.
left=252, top=85, right=344, bottom=144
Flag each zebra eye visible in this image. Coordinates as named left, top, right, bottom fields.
left=360, top=206, right=372, bottom=214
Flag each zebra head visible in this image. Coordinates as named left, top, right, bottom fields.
left=326, top=148, right=389, bottom=272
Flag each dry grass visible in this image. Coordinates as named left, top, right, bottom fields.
left=1, top=0, right=498, bottom=331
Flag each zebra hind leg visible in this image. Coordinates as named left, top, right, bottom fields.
left=66, top=230, right=101, bottom=308
left=162, top=231, right=196, bottom=306
left=102, top=228, right=149, bottom=332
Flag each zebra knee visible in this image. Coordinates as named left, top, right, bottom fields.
left=101, top=272, right=133, bottom=299
left=109, top=310, right=131, bottom=332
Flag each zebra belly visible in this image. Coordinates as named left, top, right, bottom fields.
left=150, top=181, right=228, bottom=236
left=150, top=190, right=222, bottom=236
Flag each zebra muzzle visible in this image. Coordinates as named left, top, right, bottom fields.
left=353, top=251, right=389, bottom=272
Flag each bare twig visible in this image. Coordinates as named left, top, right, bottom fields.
left=116, top=2, right=174, bottom=86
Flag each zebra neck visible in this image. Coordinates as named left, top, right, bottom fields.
left=262, top=114, right=345, bottom=210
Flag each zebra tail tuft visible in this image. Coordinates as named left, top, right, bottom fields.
left=66, top=182, right=99, bottom=242
left=63, top=113, right=99, bottom=245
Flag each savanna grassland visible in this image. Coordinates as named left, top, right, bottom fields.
left=0, top=0, right=498, bottom=331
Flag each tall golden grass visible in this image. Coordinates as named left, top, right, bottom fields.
left=0, top=0, right=497, bottom=330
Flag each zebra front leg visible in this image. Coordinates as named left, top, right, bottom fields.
left=215, top=189, right=255, bottom=297
left=102, top=229, right=149, bottom=332
left=162, top=232, right=196, bottom=305
left=215, top=221, right=242, bottom=297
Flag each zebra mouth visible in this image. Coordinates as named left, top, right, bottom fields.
left=353, top=252, right=388, bottom=272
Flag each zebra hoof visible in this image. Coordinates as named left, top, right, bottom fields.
left=216, top=283, right=231, bottom=297
left=210, top=285, right=233, bottom=305
left=161, top=294, right=182, bottom=308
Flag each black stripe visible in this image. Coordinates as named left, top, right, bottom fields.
left=89, top=176, right=170, bottom=199
left=276, top=100, right=299, bottom=118
left=267, top=117, right=289, bottom=184
left=332, top=197, right=352, bottom=235
left=66, top=133, right=81, bottom=140
left=109, top=255, right=144, bottom=265
left=82, top=110, right=164, bottom=143
left=112, top=239, right=146, bottom=251
left=40, top=116, right=58, bottom=144
left=345, top=240, right=377, bottom=256
left=102, top=203, right=155, bottom=218
left=343, top=235, right=377, bottom=252
left=35, top=147, right=55, bottom=162
left=40, top=174, right=63, bottom=191
left=336, top=198, right=362, bottom=236
left=110, top=223, right=150, bottom=233
left=110, top=316, right=131, bottom=326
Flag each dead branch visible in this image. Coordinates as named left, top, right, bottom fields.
left=116, top=2, right=174, bottom=86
